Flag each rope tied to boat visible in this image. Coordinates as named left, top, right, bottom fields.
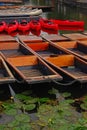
left=51, top=79, right=79, bottom=86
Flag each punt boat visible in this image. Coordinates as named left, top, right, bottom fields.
left=0, top=41, right=33, bottom=58
left=0, top=55, right=15, bottom=84
left=0, top=41, right=62, bottom=84
left=43, top=54, right=87, bottom=83
left=62, top=33, right=87, bottom=41
left=53, top=40, right=87, bottom=62
left=24, top=41, right=68, bottom=57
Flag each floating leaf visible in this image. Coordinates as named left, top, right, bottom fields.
left=24, top=104, right=36, bottom=111
left=0, top=125, right=6, bottom=130
left=15, top=113, right=30, bottom=122
left=11, top=127, right=21, bottom=130
left=4, top=108, right=17, bottom=115
left=7, top=120, right=20, bottom=127
left=62, top=92, right=71, bottom=98
left=39, top=98, right=50, bottom=103
left=24, top=98, right=39, bottom=104
left=15, top=94, right=29, bottom=101
left=80, top=103, right=87, bottom=110
left=20, top=123, right=32, bottom=130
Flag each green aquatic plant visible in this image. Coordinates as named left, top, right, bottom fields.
left=15, top=94, right=29, bottom=101
left=7, top=120, right=20, bottom=128
left=61, top=92, right=71, bottom=98
left=23, top=104, right=36, bottom=111
left=80, top=103, right=87, bottom=110
left=15, top=113, right=30, bottom=123
left=4, top=108, right=17, bottom=116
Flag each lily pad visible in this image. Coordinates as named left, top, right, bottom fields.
left=62, top=92, right=71, bottom=98
left=15, top=94, right=29, bottom=101
left=4, top=108, right=17, bottom=116
left=0, top=125, right=6, bottom=130
left=7, top=120, right=20, bottom=127
left=15, top=113, right=30, bottom=122
left=24, top=104, right=36, bottom=111
left=24, top=98, right=39, bottom=104
left=20, top=123, right=32, bottom=130
left=80, top=103, right=87, bottom=110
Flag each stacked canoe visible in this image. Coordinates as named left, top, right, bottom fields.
left=0, top=18, right=85, bottom=36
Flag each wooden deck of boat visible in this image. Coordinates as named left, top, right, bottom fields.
left=63, top=33, right=87, bottom=41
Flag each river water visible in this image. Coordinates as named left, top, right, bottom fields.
left=23, top=0, right=87, bottom=30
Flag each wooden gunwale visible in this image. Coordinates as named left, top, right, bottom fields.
left=0, top=55, right=15, bottom=84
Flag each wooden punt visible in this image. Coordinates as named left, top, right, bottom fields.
left=62, top=33, right=87, bottom=41
left=2, top=55, right=62, bottom=84
left=0, top=41, right=62, bottom=84
left=43, top=55, right=87, bottom=83
left=16, top=34, right=43, bottom=43
left=0, top=55, right=15, bottom=84
left=41, top=34, right=69, bottom=42
left=54, top=40, right=87, bottom=62
left=25, top=41, right=68, bottom=57
left=0, top=41, right=33, bottom=58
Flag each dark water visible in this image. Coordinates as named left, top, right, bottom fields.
left=23, top=0, right=87, bottom=30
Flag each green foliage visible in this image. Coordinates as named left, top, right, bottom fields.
left=15, top=113, right=30, bottom=122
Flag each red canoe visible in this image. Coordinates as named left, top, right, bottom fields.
left=18, top=20, right=30, bottom=35
left=0, top=21, right=6, bottom=33
left=30, top=20, right=41, bottom=36
left=40, top=18, right=58, bottom=34
left=51, top=19, right=84, bottom=31
left=5, top=20, right=18, bottom=36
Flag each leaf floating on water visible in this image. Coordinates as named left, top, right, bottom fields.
left=7, top=120, right=19, bottom=128
left=62, top=92, right=71, bottom=98
left=15, top=113, right=30, bottom=123
left=4, top=108, right=17, bottom=116
left=24, top=104, right=36, bottom=111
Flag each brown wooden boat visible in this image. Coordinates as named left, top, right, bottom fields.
left=3, top=55, right=62, bottom=84
left=0, top=55, right=15, bottom=84
left=41, top=34, right=69, bottom=42
left=0, top=41, right=33, bottom=58
left=54, top=40, right=87, bottom=62
left=43, top=55, right=87, bottom=83
left=24, top=41, right=68, bottom=57
left=20, top=34, right=42, bottom=43
left=0, top=41, right=62, bottom=84
left=62, top=33, right=87, bottom=41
